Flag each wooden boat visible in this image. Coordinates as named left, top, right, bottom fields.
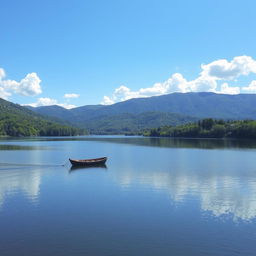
left=69, top=157, right=107, bottom=167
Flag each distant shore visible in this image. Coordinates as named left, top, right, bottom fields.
left=144, top=119, right=256, bottom=139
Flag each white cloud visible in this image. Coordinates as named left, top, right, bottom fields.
left=101, top=74, right=219, bottom=105
left=0, top=68, right=6, bottom=80
left=242, top=80, right=256, bottom=92
left=18, top=72, right=42, bottom=96
left=1, top=79, right=20, bottom=90
left=164, top=73, right=189, bottom=93
left=0, top=87, right=11, bottom=99
left=188, top=76, right=217, bottom=92
left=64, top=93, right=80, bottom=99
left=59, top=103, right=76, bottom=109
left=114, top=85, right=139, bottom=101
left=219, top=83, right=240, bottom=94
left=101, top=74, right=189, bottom=105
left=102, top=55, right=256, bottom=105
left=201, top=55, right=256, bottom=80
left=29, top=97, right=58, bottom=107
left=0, top=68, right=42, bottom=99
left=25, top=97, right=76, bottom=109
left=101, top=96, right=114, bottom=105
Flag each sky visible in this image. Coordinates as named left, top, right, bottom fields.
left=1, top=0, right=256, bottom=108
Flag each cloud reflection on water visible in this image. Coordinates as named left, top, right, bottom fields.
left=114, top=168, right=256, bottom=221
left=0, top=168, right=41, bottom=208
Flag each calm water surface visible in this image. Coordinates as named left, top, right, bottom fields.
left=0, top=136, right=256, bottom=256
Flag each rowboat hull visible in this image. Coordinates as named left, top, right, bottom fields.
left=69, top=157, right=107, bottom=166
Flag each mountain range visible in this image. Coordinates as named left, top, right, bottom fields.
left=27, top=92, right=256, bottom=133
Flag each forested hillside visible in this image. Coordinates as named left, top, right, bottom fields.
left=146, top=119, right=256, bottom=139
left=82, top=112, right=198, bottom=134
left=0, top=98, right=86, bottom=136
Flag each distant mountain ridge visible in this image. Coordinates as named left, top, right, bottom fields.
left=81, top=112, right=198, bottom=134
left=28, top=92, right=256, bottom=133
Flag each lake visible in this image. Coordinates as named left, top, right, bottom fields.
left=0, top=136, right=256, bottom=256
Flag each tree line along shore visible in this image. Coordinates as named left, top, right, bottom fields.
left=144, top=119, right=256, bottom=139
left=0, top=113, right=87, bottom=137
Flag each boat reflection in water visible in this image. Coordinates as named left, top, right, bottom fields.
left=69, top=163, right=107, bottom=172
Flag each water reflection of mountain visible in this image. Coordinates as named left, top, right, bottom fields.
left=0, top=144, right=51, bottom=151
left=113, top=167, right=256, bottom=221
left=16, top=136, right=256, bottom=150
left=3, top=136, right=256, bottom=150
left=89, top=137, right=256, bottom=149
left=0, top=168, right=42, bottom=207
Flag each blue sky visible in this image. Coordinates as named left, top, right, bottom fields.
left=1, top=0, right=256, bottom=108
